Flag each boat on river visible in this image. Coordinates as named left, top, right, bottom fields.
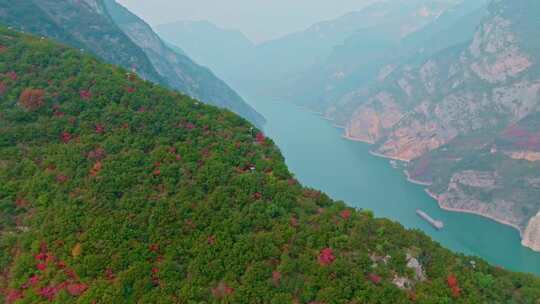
left=416, top=209, right=444, bottom=230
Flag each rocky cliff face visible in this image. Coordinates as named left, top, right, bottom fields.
left=0, top=0, right=161, bottom=82
left=0, top=0, right=264, bottom=127
left=102, top=0, right=265, bottom=127
left=330, top=0, right=540, bottom=250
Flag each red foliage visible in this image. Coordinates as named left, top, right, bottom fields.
left=105, top=268, right=115, bottom=280
left=340, top=209, right=351, bottom=220
left=40, top=242, right=48, bottom=253
left=53, top=109, right=65, bottom=117
left=149, top=243, right=160, bottom=252
left=253, top=192, right=262, bottom=200
left=368, top=273, right=382, bottom=284
left=153, top=169, right=161, bottom=176
left=19, top=88, right=45, bottom=111
left=6, top=71, right=17, bottom=81
left=0, top=81, right=6, bottom=95
left=57, top=260, right=67, bottom=269
left=185, top=122, right=196, bottom=130
left=272, top=271, right=281, bottom=285
left=207, top=235, right=216, bottom=245
left=290, top=216, right=299, bottom=227
left=138, top=106, right=146, bottom=113
left=0, top=45, right=6, bottom=53
left=66, top=283, right=88, bottom=296
left=126, top=87, right=136, bottom=93
left=256, top=132, right=266, bottom=144
left=447, top=274, right=461, bottom=298
left=79, top=90, right=92, bottom=101
left=36, top=263, right=47, bottom=271
left=95, top=124, right=105, bottom=134
left=318, top=248, right=336, bottom=266
left=447, top=275, right=458, bottom=288
left=15, top=198, right=30, bottom=208
left=56, top=174, right=69, bottom=184
left=35, top=253, right=47, bottom=261
left=60, top=131, right=73, bottom=144
left=5, top=289, right=23, bottom=304
left=64, top=268, right=77, bottom=279
left=22, top=275, right=40, bottom=289
left=451, top=286, right=461, bottom=298
left=211, top=282, right=234, bottom=299
left=38, top=283, right=66, bottom=301
left=288, top=178, right=297, bottom=186
left=151, top=267, right=160, bottom=286
left=87, top=147, right=106, bottom=160
left=89, top=161, right=102, bottom=177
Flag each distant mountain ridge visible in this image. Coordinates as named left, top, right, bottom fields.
left=157, top=0, right=462, bottom=100
left=0, top=0, right=265, bottom=126
left=2, top=25, right=540, bottom=303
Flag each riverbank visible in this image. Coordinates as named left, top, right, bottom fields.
left=340, top=127, right=527, bottom=240
left=425, top=189, right=524, bottom=238
left=251, top=98, right=540, bottom=274
left=404, top=169, right=433, bottom=186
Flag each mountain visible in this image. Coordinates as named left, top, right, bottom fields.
left=0, top=0, right=161, bottom=83
left=157, top=0, right=460, bottom=99
left=322, top=0, right=540, bottom=251
left=285, top=0, right=488, bottom=111
left=2, top=26, right=540, bottom=303
left=155, top=20, right=255, bottom=87
left=0, top=0, right=264, bottom=127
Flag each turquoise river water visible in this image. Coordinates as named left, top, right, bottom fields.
left=248, top=98, right=540, bottom=275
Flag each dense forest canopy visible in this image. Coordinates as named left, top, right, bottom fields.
left=0, top=27, right=539, bottom=303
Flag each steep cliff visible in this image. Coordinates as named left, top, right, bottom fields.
left=102, top=0, right=265, bottom=126
left=328, top=0, right=540, bottom=250
left=0, top=0, right=265, bottom=127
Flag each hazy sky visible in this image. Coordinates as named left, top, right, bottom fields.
left=117, top=0, right=376, bottom=43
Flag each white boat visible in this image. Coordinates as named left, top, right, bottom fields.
left=416, top=209, right=444, bottom=230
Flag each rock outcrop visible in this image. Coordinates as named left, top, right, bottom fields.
left=322, top=0, right=540, bottom=250
left=523, top=212, right=540, bottom=251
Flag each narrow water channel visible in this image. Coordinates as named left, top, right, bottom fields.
left=250, top=98, right=540, bottom=275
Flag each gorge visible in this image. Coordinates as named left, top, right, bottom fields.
left=159, top=0, right=540, bottom=254
left=246, top=96, right=540, bottom=275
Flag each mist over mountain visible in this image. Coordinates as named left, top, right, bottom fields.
left=0, top=0, right=265, bottom=127
left=2, top=0, right=540, bottom=302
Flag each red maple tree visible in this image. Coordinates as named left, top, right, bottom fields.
left=256, top=132, right=266, bottom=144
left=79, top=90, right=92, bottom=101
left=318, top=248, right=336, bottom=266
left=19, top=88, right=45, bottom=111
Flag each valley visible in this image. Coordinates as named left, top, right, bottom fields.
left=161, top=0, right=540, bottom=255
left=2, top=0, right=540, bottom=302
left=247, top=97, right=540, bottom=275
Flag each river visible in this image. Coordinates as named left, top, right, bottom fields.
left=248, top=98, right=540, bottom=275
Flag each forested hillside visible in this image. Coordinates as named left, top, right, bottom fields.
left=1, top=27, right=540, bottom=303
